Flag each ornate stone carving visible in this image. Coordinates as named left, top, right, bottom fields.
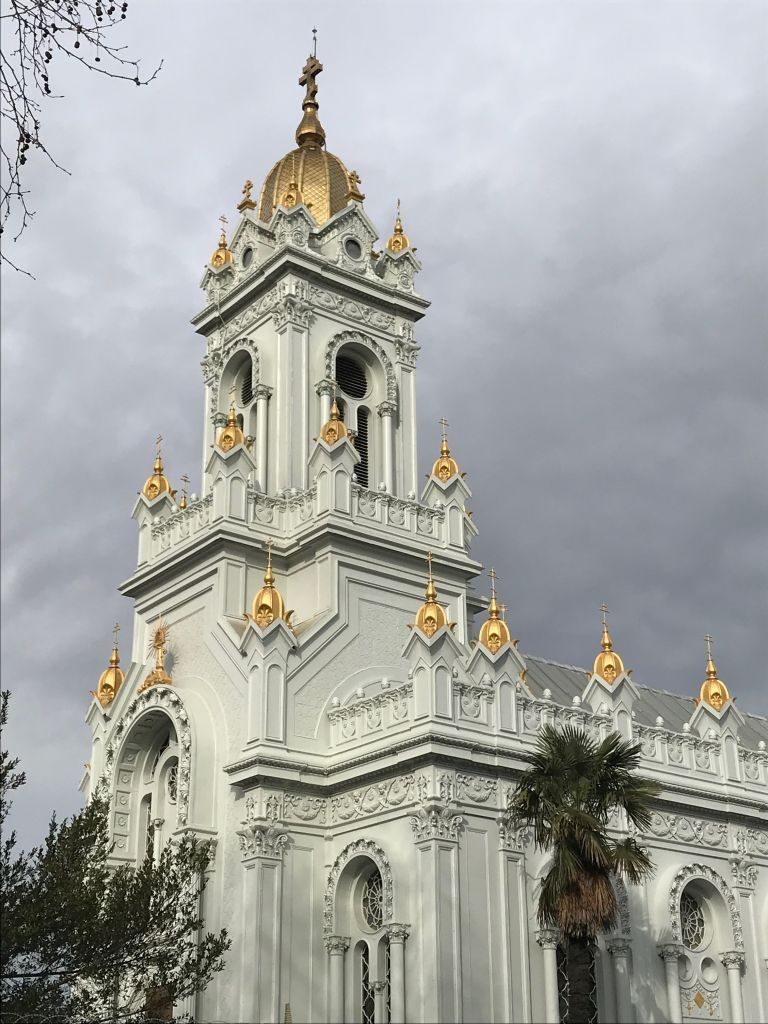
left=613, top=874, right=632, bottom=937
left=536, top=928, right=560, bottom=950
left=386, top=923, right=411, bottom=943
left=728, top=856, right=758, bottom=890
left=327, top=683, right=413, bottom=742
left=669, top=864, right=743, bottom=951
left=237, top=823, right=289, bottom=860
left=324, top=839, right=394, bottom=935
left=330, top=774, right=422, bottom=823
left=409, top=801, right=465, bottom=843
left=394, top=321, right=419, bottom=367
left=309, top=285, right=395, bottom=330
left=643, top=812, right=729, bottom=848
left=734, top=827, right=768, bottom=856
left=607, top=938, right=632, bottom=958
left=497, top=812, right=532, bottom=852
left=324, top=935, right=350, bottom=955
left=719, top=950, right=745, bottom=970
left=105, top=686, right=192, bottom=832
left=325, top=330, right=398, bottom=405
left=273, top=294, right=314, bottom=330
left=657, top=943, right=684, bottom=963
left=283, top=794, right=328, bottom=824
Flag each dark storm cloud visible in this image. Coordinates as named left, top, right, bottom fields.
left=2, top=1, right=766, bottom=849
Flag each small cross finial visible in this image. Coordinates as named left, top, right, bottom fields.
left=439, top=417, right=449, bottom=442
left=242, top=179, right=253, bottom=200
left=312, top=26, right=318, bottom=57
left=396, top=197, right=401, bottom=219
left=600, top=602, right=609, bottom=628
left=218, top=214, right=229, bottom=240
left=180, top=473, right=190, bottom=491
left=489, top=567, right=498, bottom=599
left=155, top=434, right=163, bottom=458
left=112, top=622, right=120, bottom=647
left=705, top=633, right=714, bottom=659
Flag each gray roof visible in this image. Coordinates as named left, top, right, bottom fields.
left=523, top=654, right=768, bottom=750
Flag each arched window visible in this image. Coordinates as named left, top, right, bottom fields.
left=677, top=881, right=731, bottom=1019
left=355, top=407, right=370, bottom=488
left=329, top=343, right=387, bottom=490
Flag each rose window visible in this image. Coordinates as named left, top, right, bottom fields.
left=680, top=891, right=706, bottom=950
left=361, top=869, right=383, bottom=930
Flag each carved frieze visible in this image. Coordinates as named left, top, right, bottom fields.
left=309, top=285, right=395, bottom=330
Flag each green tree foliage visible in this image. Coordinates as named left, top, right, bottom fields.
left=0, top=691, right=229, bottom=1023
left=510, top=723, right=659, bottom=1023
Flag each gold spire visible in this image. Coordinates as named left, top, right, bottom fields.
left=138, top=620, right=173, bottom=693
left=295, top=45, right=326, bottom=149
left=211, top=214, right=234, bottom=268
left=93, top=623, right=125, bottom=707
left=592, top=603, right=626, bottom=683
left=478, top=568, right=513, bottom=654
left=411, top=552, right=448, bottom=638
left=238, top=178, right=256, bottom=212
left=697, top=634, right=730, bottom=711
left=142, top=435, right=175, bottom=501
left=431, top=417, right=460, bottom=482
left=249, top=541, right=293, bottom=629
left=217, top=403, right=246, bottom=453
left=320, top=399, right=348, bottom=446
left=386, top=198, right=411, bottom=254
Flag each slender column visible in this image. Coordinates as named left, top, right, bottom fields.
left=377, top=401, right=396, bottom=494
left=373, top=980, right=387, bottom=1024
left=325, top=935, right=349, bottom=1023
left=536, top=928, right=560, bottom=1024
left=386, top=924, right=410, bottom=1024
left=721, top=951, right=746, bottom=1024
left=151, top=816, right=164, bottom=862
left=316, top=379, right=336, bottom=429
left=253, top=384, right=272, bottom=492
left=658, top=944, right=683, bottom=1024
left=607, top=938, right=633, bottom=1024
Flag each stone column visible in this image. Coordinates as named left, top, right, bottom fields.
left=721, top=951, right=746, bottom=1024
left=657, top=944, right=683, bottom=1024
left=253, top=384, right=272, bottom=491
left=316, top=379, right=336, bottom=429
left=150, top=817, right=164, bottom=862
left=373, top=980, right=387, bottom=1024
left=386, top=923, right=410, bottom=1024
left=536, top=928, right=560, bottom=1024
left=607, top=938, right=633, bottom=1024
left=325, top=935, right=349, bottom=1024
left=377, top=400, right=396, bottom=494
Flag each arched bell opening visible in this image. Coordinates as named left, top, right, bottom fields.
left=220, top=350, right=258, bottom=437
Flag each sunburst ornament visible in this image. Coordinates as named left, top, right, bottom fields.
left=138, top=618, right=173, bottom=692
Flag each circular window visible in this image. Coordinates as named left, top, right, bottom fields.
left=242, top=246, right=254, bottom=268
left=344, top=237, right=363, bottom=260
left=336, top=354, right=367, bottom=398
left=361, top=869, right=383, bottom=930
left=680, top=891, right=706, bottom=951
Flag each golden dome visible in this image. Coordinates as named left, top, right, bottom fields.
left=249, top=544, right=293, bottom=629
left=320, top=400, right=348, bottom=446
left=592, top=604, right=625, bottom=683
left=94, top=624, right=124, bottom=708
left=142, top=439, right=175, bottom=502
left=478, top=569, right=513, bottom=654
left=258, top=53, right=363, bottom=227
left=211, top=215, right=233, bottom=268
left=386, top=199, right=411, bottom=254
left=697, top=635, right=730, bottom=711
left=431, top=418, right=460, bottom=483
left=217, top=404, right=245, bottom=453
left=412, top=553, right=448, bottom=638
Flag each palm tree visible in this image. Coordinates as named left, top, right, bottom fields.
left=510, top=724, right=659, bottom=1024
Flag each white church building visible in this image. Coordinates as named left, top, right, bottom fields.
left=83, top=50, right=768, bottom=1024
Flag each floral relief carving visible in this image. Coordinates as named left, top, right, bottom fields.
left=669, top=863, right=743, bottom=951
left=237, top=823, right=289, bottom=860
left=645, top=812, right=729, bottom=849
left=283, top=794, right=328, bottom=824
left=324, top=839, right=393, bottom=935
left=409, top=801, right=465, bottom=843
left=330, top=774, right=423, bottom=823
left=309, top=285, right=395, bottom=330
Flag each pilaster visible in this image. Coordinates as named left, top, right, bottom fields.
left=240, top=617, right=296, bottom=748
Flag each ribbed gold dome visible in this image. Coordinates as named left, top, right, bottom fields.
left=258, top=52, right=361, bottom=227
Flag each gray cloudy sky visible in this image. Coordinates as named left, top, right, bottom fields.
left=2, top=1, right=767, bottom=849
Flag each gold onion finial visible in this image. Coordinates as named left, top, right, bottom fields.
left=138, top=620, right=173, bottom=693
left=217, top=403, right=245, bottom=453
left=93, top=623, right=125, bottom=707
left=179, top=473, right=189, bottom=510
left=386, top=198, right=411, bottom=254
left=211, top=214, right=234, bottom=268
left=431, top=417, right=460, bottom=482
left=478, top=568, right=513, bottom=654
left=142, top=435, right=175, bottom=501
left=697, top=634, right=730, bottom=711
left=592, top=603, right=625, bottom=684
left=249, top=540, right=294, bottom=629
left=320, top=399, right=348, bottom=446
left=412, top=552, right=448, bottom=638
left=296, top=42, right=326, bottom=149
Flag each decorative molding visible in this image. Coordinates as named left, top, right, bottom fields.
left=330, top=773, right=426, bottom=824
left=728, top=855, right=758, bottom=890
left=536, top=928, right=560, bottom=950
left=669, top=863, right=743, bottom=951
left=283, top=793, right=328, bottom=824
left=327, top=683, right=413, bottom=739
left=453, top=681, right=494, bottom=720
left=657, top=943, right=684, bottom=963
left=640, top=812, right=729, bottom=849
left=324, top=840, right=394, bottom=936
left=720, top=950, right=745, bottom=970
left=309, top=285, right=395, bottom=331
left=325, top=330, right=398, bottom=405
left=734, top=827, right=768, bottom=857
left=273, top=293, right=314, bottom=330
left=105, top=686, right=192, bottom=833
left=409, top=801, right=465, bottom=843
left=497, top=811, right=532, bottom=852
left=438, top=772, right=497, bottom=804
left=386, top=923, right=411, bottom=943
left=607, top=938, right=632, bottom=958
left=324, top=935, right=350, bottom=955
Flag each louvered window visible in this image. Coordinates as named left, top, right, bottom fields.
left=241, top=369, right=254, bottom=406
left=355, top=408, right=370, bottom=488
left=337, top=354, right=367, bottom=398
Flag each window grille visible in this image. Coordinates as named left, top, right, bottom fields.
left=681, top=891, right=706, bottom=951
left=361, top=869, right=383, bottom=930
left=360, top=945, right=375, bottom=1024
left=337, top=354, right=367, bottom=398
left=166, top=763, right=178, bottom=805
left=385, top=936, right=392, bottom=1023
left=355, top=408, right=370, bottom=488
